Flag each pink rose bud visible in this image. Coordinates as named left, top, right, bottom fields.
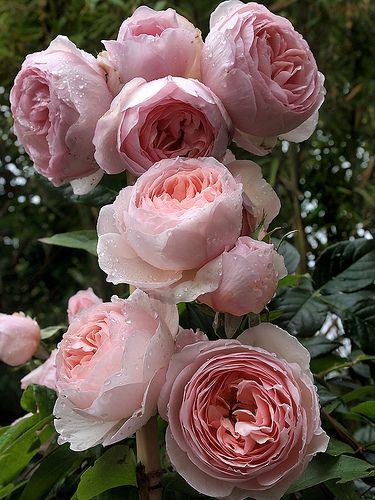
left=10, top=36, right=112, bottom=192
left=199, top=237, right=287, bottom=316
left=101, top=6, right=203, bottom=93
left=54, top=290, right=179, bottom=451
left=226, top=158, right=281, bottom=234
left=201, top=1, right=325, bottom=155
left=158, top=323, right=329, bottom=500
left=93, top=76, right=232, bottom=177
left=97, top=157, right=243, bottom=303
left=67, top=288, right=103, bottom=323
left=21, top=349, right=58, bottom=391
left=0, top=313, right=40, bottom=366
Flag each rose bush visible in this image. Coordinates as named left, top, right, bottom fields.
left=54, top=289, right=179, bottom=451
left=93, top=76, right=232, bottom=176
left=100, top=6, right=203, bottom=95
left=201, top=1, right=325, bottom=155
left=159, top=323, right=329, bottom=500
left=199, top=237, right=286, bottom=316
left=0, top=313, right=40, bottom=366
left=97, top=156, right=243, bottom=302
left=10, top=36, right=112, bottom=193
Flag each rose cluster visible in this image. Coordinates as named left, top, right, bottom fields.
left=10, top=2, right=328, bottom=499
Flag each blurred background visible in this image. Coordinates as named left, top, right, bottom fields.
left=0, top=0, right=374, bottom=419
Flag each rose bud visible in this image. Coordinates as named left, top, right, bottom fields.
left=159, top=323, right=329, bottom=500
left=201, top=1, right=325, bottom=155
left=0, top=313, right=40, bottom=366
left=199, top=237, right=287, bottom=316
left=10, top=36, right=112, bottom=193
left=93, top=77, right=232, bottom=177
left=67, top=288, right=102, bottom=323
left=21, top=349, right=58, bottom=392
left=54, top=290, right=178, bottom=451
left=97, top=157, right=243, bottom=303
left=101, top=6, right=203, bottom=94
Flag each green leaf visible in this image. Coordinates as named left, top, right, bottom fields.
left=40, top=324, right=66, bottom=340
left=277, top=273, right=302, bottom=289
left=325, top=479, right=361, bottom=500
left=0, top=481, right=27, bottom=499
left=351, top=402, right=375, bottom=422
left=272, top=237, right=300, bottom=274
left=326, top=438, right=354, bottom=456
left=21, top=385, right=57, bottom=418
left=39, top=230, right=97, bottom=256
left=342, top=298, right=375, bottom=354
left=287, top=454, right=374, bottom=493
left=313, top=239, right=375, bottom=294
left=300, top=336, right=340, bottom=358
left=76, top=445, right=137, bottom=500
left=20, top=444, right=86, bottom=500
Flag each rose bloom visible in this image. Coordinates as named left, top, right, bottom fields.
left=159, top=323, right=329, bottom=500
left=10, top=36, right=112, bottom=193
left=201, top=1, right=325, bottom=155
left=97, top=157, right=243, bottom=303
left=93, top=77, right=232, bottom=177
left=0, top=313, right=40, bottom=366
left=100, top=6, right=203, bottom=95
left=67, top=288, right=102, bottom=323
left=54, top=290, right=178, bottom=451
left=199, top=237, right=286, bottom=316
left=21, top=349, right=58, bottom=392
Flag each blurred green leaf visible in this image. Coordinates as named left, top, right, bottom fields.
left=40, top=324, right=66, bottom=339
left=351, top=402, right=375, bottom=422
left=39, top=230, right=98, bottom=256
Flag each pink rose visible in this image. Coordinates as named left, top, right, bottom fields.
left=226, top=158, right=281, bottom=234
left=159, top=323, right=329, bottom=500
left=10, top=36, right=112, bottom=193
left=21, top=349, right=58, bottom=391
left=93, top=77, right=232, bottom=177
left=0, top=313, right=40, bottom=366
left=67, top=288, right=102, bottom=323
left=54, top=289, right=178, bottom=451
left=199, top=237, right=287, bottom=316
left=97, top=157, right=243, bottom=302
left=101, top=6, right=203, bottom=94
left=201, top=1, right=325, bottom=155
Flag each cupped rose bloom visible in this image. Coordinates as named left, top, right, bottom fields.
left=21, top=349, right=58, bottom=391
left=100, top=6, right=203, bottom=95
left=97, top=157, right=243, bottom=303
left=54, top=289, right=178, bottom=451
left=199, top=237, right=287, bottom=316
left=201, top=1, right=325, bottom=155
left=67, top=288, right=102, bottom=323
left=0, top=313, right=40, bottom=366
left=93, top=77, right=232, bottom=177
left=159, top=323, right=329, bottom=500
left=10, top=36, right=112, bottom=193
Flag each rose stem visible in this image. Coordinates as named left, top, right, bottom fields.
left=126, top=172, right=162, bottom=500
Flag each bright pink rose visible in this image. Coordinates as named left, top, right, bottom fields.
left=67, top=288, right=102, bottom=323
left=97, top=157, right=243, bottom=302
left=54, top=290, right=178, bottom=451
left=225, top=158, right=281, bottom=234
left=159, top=323, right=329, bottom=500
left=101, top=6, right=203, bottom=94
left=199, top=237, right=286, bottom=316
left=21, top=349, right=58, bottom=391
left=10, top=36, right=112, bottom=192
left=201, top=1, right=325, bottom=155
left=0, top=313, right=40, bottom=366
left=93, top=77, right=232, bottom=177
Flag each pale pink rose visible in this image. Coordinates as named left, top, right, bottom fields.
left=201, top=1, right=325, bottom=155
left=10, top=36, right=112, bottom=192
left=21, top=349, right=58, bottom=391
left=54, top=289, right=178, bottom=451
left=0, top=313, right=40, bottom=366
left=175, top=328, right=208, bottom=352
left=200, top=237, right=287, bottom=316
left=97, top=157, right=243, bottom=303
left=101, top=6, right=203, bottom=94
left=93, top=77, right=232, bottom=177
left=159, top=323, right=329, bottom=500
left=67, top=288, right=102, bottom=323
left=225, top=158, right=281, bottom=234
